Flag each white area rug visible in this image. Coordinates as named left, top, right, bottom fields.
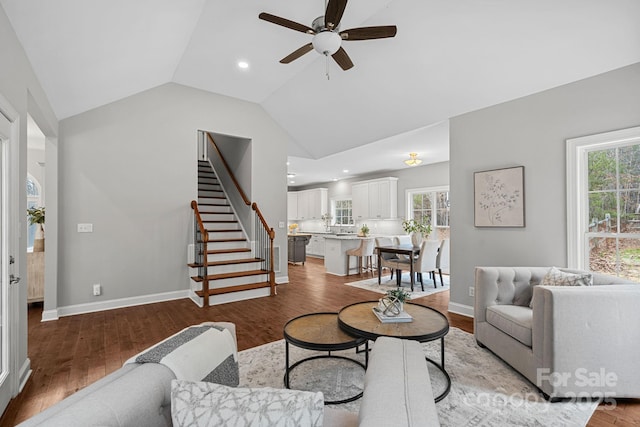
left=345, top=271, right=450, bottom=298
left=238, top=327, right=598, bottom=427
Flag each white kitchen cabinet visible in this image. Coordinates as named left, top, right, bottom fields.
left=351, top=182, right=369, bottom=220
left=288, top=188, right=328, bottom=220
left=351, top=177, right=398, bottom=220
left=307, top=235, right=326, bottom=257
left=287, top=192, right=298, bottom=220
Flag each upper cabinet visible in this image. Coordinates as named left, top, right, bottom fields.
left=287, top=188, right=328, bottom=220
left=352, top=177, right=398, bottom=220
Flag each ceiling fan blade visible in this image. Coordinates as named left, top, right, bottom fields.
left=325, top=0, right=348, bottom=30
left=340, top=25, right=397, bottom=41
left=259, top=12, right=315, bottom=34
left=331, top=47, right=354, bottom=70
left=280, top=43, right=314, bottom=64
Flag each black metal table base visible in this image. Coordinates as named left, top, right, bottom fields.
left=285, top=343, right=367, bottom=405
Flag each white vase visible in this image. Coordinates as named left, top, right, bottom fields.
left=34, top=224, right=45, bottom=252
left=411, top=232, right=423, bottom=247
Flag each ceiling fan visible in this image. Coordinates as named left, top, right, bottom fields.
left=259, top=0, right=397, bottom=72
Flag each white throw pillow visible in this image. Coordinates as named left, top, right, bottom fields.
left=530, top=267, right=593, bottom=308
left=171, top=380, right=324, bottom=427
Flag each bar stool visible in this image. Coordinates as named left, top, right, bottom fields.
left=346, top=238, right=376, bottom=275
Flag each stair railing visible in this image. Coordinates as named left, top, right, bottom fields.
left=190, top=200, right=210, bottom=306
left=204, top=132, right=276, bottom=296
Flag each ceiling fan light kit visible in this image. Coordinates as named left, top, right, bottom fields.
left=259, top=0, right=397, bottom=72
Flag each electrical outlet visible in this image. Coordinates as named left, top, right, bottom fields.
left=93, top=284, right=101, bottom=296
left=469, top=286, right=475, bottom=297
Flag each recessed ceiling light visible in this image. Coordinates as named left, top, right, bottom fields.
left=238, top=61, right=249, bottom=69
left=290, top=180, right=295, bottom=184
left=332, top=178, right=338, bottom=181
left=343, top=169, right=349, bottom=173
left=287, top=172, right=296, bottom=178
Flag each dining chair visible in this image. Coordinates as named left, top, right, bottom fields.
left=375, top=236, right=398, bottom=280
left=385, top=239, right=441, bottom=291
left=435, top=239, right=450, bottom=286
left=346, top=238, right=376, bottom=275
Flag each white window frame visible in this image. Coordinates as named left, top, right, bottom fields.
left=405, top=185, right=450, bottom=232
left=331, top=197, right=353, bottom=226
left=566, top=126, right=640, bottom=269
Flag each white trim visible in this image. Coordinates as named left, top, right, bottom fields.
left=275, top=275, right=289, bottom=284
left=41, top=309, right=59, bottom=322
left=17, top=358, right=31, bottom=393
left=188, top=290, right=204, bottom=308
left=566, top=126, right=640, bottom=269
left=53, top=290, right=190, bottom=318
left=447, top=302, right=474, bottom=318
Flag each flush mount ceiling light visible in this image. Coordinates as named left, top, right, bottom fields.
left=237, top=61, right=249, bottom=69
left=287, top=172, right=296, bottom=178
left=404, top=153, right=423, bottom=166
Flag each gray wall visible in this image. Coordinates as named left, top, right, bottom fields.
left=0, top=3, right=58, bottom=396
left=450, top=62, right=640, bottom=316
left=59, top=82, right=290, bottom=307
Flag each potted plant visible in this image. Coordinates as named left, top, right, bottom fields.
left=402, top=218, right=431, bottom=247
left=27, top=206, right=45, bottom=252
left=359, top=223, right=370, bottom=237
left=379, top=288, right=412, bottom=315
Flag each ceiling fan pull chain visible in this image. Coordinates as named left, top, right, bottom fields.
left=326, top=55, right=330, bottom=80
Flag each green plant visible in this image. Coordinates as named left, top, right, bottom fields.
left=27, top=206, right=45, bottom=225
left=386, top=288, right=412, bottom=303
left=360, top=223, right=370, bottom=235
left=402, top=218, right=431, bottom=236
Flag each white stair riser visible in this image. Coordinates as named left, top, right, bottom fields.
left=208, top=288, right=271, bottom=306
left=199, top=190, right=225, bottom=198
left=207, top=263, right=264, bottom=275
left=190, top=274, right=269, bottom=290
left=206, top=241, right=250, bottom=250
left=206, top=252, right=253, bottom=262
left=198, top=198, right=228, bottom=206
left=199, top=207, right=233, bottom=215
left=204, top=223, right=241, bottom=231
left=208, top=231, right=244, bottom=239
left=199, top=184, right=222, bottom=191
left=200, top=213, right=235, bottom=221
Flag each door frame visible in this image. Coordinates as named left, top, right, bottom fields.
left=0, top=93, right=21, bottom=411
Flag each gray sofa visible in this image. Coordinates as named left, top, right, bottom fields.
left=19, top=322, right=439, bottom=426
left=474, top=266, right=640, bottom=400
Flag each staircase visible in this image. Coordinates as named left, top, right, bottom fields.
left=189, top=160, right=271, bottom=306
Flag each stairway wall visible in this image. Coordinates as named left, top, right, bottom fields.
left=57, top=82, right=290, bottom=310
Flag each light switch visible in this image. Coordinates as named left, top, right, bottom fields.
left=279, top=221, right=285, bottom=228
left=78, top=223, right=93, bottom=233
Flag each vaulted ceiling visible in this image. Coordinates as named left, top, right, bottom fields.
left=3, top=0, right=639, bottom=186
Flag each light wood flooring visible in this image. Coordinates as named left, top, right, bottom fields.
left=1, top=257, right=637, bottom=426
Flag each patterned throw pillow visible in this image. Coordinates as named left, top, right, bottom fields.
left=529, top=267, right=593, bottom=308
left=171, top=380, right=324, bottom=427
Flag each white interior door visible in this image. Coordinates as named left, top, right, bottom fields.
left=0, top=111, right=13, bottom=413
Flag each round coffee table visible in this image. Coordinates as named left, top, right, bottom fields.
left=283, top=312, right=368, bottom=404
left=337, top=301, right=451, bottom=402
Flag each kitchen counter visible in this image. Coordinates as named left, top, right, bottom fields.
left=324, top=236, right=367, bottom=276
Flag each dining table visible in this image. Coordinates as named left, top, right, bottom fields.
left=375, top=244, right=420, bottom=288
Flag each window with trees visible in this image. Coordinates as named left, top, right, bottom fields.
left=406, top=186, right=450, bottom=239
left=332, top=199, right=353, bottom=225
left=567, top=127, right=640, bottom=281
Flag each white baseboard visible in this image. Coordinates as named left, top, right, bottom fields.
left=41, top=309, right=59, bottom=322
left=188, top=290, right=204, bottom=308
left=51, top=290, right=190, bottom=319
left=275, top=275, right=289, bottom=284
left=448, top=301, right=474, bottom=318
left=17, top=358, right=32, bottom=393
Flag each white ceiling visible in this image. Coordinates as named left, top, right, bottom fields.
left=3, top=0, right=640, bottom=186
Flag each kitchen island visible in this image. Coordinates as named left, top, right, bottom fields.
left=324, top=235, right=363, bottom=276
left=287, top=233, right=311, bottom=264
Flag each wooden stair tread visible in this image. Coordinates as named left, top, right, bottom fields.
left=188, top=257, right=263, bottom=268
left=205, top=248, right=251, bottom=255
left=191, top=269, right=268, bottom=282
left=202, top=220, right=238, bottom=223
left=204, top=229, right=242, bottom=233
left=195, top=282, right=271, bottom=297
left=197, top=237, right=247, bottom=243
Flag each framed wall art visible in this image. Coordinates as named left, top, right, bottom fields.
left=474, top=166, right=525, bottom=227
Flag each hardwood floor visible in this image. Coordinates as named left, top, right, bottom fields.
left=1, top=257, right=637, bottom=426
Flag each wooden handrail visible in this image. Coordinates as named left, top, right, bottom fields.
left=190, top=200, right=209, bottom=242
left=206, top=133, right=251, bottom=206
left=252, top=202, right=275, bottom=240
